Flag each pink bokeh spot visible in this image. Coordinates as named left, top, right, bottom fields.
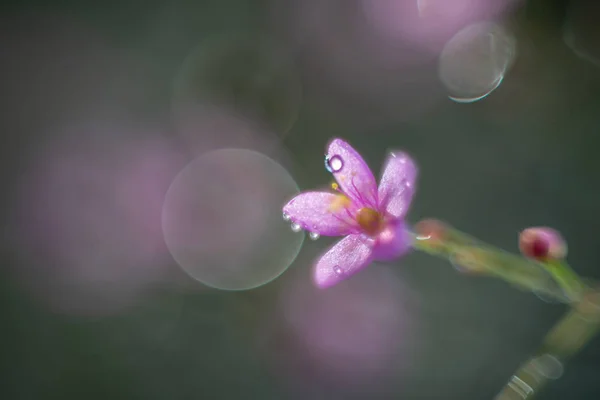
left=266, top=265, right=419, bottom=390
left=364, top=0, right=522, bottom=51
left=13, top=123, right=187, bottom=315
left=173, top=102, right=289, bottom=162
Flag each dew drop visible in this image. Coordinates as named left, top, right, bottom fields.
left=530, top=354, right=563, bottom=380
left=290, top=222, right=302, bottom=232
left=282, top=212, right=291, bottom=222
left=390, top=152, right=407, bottom=164
left=325, top=154, right=344, bottom=173
left=333, top=265, right=345, bottom=276
left=507, top=375, right=534, bottom=398
left=309, top=232, right=320, bottom=240
left=414, top=233, right=432, bottom=241
left=533, top=289, right=562, bottom=304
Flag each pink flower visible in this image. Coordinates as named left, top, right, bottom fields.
left=283, top=138, right=418, bottom=288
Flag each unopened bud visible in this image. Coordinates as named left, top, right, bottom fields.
left=519, top=227, right=567, bottom=261
left=414, top=219, right=448, bottom=249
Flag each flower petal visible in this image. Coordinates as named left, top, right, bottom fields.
left=325, top=138, right=378, bottom=208
left=283, top=191, right=359, bottom=236
left=378, top=151, right=418, bottom=219
left=313, top=234, right=373, bottom=288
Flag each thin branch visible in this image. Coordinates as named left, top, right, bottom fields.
left=494, top=288, right=600, bottom=399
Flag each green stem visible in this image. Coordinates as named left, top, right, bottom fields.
left=494, top=288, right=600, bottom=399
left=542, top=259, right=586, bottom=304
left=411, top=222, right=586, bottom=303
left=411, top=220, right=599, bottom=399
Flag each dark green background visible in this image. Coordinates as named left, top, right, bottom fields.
left=2, top=0, right=600, bottom=399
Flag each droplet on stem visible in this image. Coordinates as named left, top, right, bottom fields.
left=530, top=354, right=564, bottom=380
left=414, top=219, right=448, bottom=245
left=533, top=289, right=562, bottom=304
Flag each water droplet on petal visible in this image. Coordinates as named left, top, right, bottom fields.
left=282, top=212, right=291, bottom=222
left=290, top=222, right=302, bottom=232
left=309, top=232, right=320, bottom=240
left=390, top=152, right=407, bottom=164
left=333, top=265, right=345, bottom=276
left=325, top=154, right=344, bottom=173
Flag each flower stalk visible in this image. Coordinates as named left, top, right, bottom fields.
left=412, top=219, right=586, bottom=304
left=494, top=287, right=600, bottom=399
left=412, top=218, right=598, bottom=399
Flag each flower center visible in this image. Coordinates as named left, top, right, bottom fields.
left=356, top=208, right=383, bottom=236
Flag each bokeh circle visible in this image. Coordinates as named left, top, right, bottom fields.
left=563, top=1, right=600, bottom=67
left=256, top=264, right=419, bottom=394
left=11, top=125, right=185, bottom=315
left=439, top=22, right=516, bottom=103
left=162, top=149, right=304, bottom=290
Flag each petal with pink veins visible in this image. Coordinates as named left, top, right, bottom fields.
left=313, top=234, right=374, bottom=288
left=283, top=191, right=359, bottom=236
left=378, top=151, right=418, bottom=219
left=326, top=138, right=378, bottom=208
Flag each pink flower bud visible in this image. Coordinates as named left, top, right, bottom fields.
left=414, top=219, right=448, bottom=249
left=519, top=227, right=567, bottom=261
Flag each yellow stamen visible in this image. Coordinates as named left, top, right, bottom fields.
left=331, top=182, right=339, bottom=191
left=329, top=194, right=351, bottom=212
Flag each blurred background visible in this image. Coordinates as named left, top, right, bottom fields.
left=1, top=0, right=600, bottom=399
